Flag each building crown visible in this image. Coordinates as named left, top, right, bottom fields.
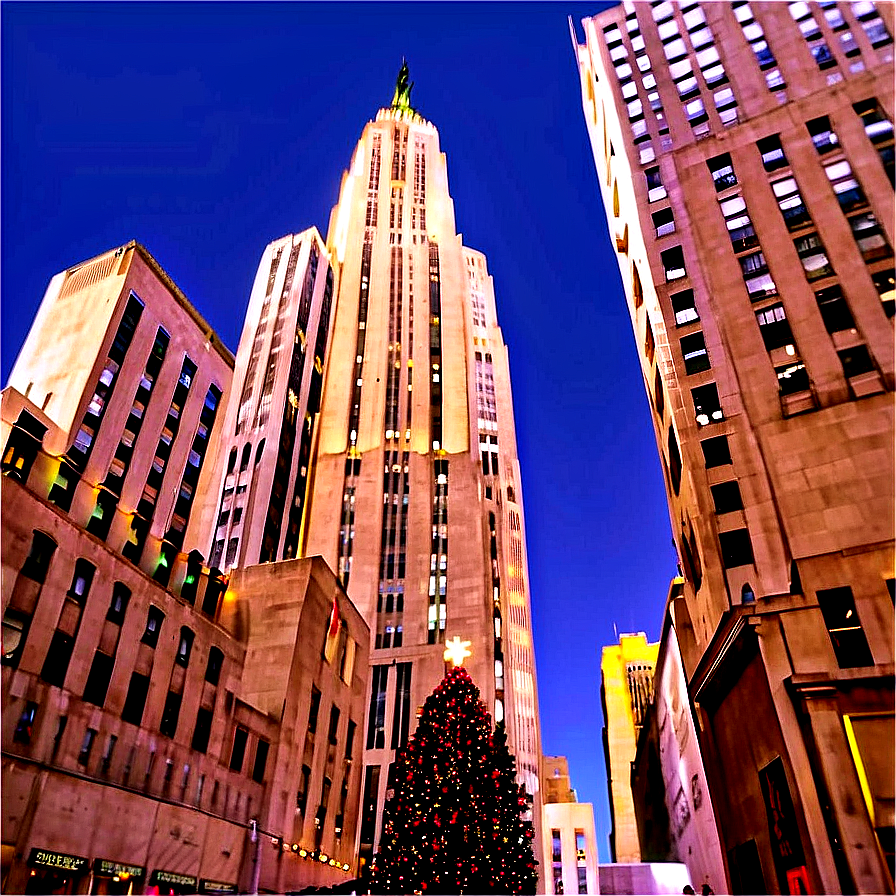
left=391, top=58, right=417, bottom=115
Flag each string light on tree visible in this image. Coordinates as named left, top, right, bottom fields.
left=443, top=635, right=472, bottom=667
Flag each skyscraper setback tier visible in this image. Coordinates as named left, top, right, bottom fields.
left=575, top=2, right=893, bottom=894
left=303, top=98, right=542, bottom=874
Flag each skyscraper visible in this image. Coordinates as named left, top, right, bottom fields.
left=575, top=2, right=893, bottom=893
left=302, top=68, right=543, bottom=869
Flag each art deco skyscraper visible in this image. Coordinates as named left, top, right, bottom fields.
left=574, top=3, right=893, bottom=893
left=303, top=69, right=543, bottom=869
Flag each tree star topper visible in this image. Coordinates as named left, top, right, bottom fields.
left=443, top=636, right=472, bottom=667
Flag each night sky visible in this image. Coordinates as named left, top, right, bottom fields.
left=1, top=2, right=678, bottom=861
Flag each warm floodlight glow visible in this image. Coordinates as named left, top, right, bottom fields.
left=443, top=636, right=472, bottom=667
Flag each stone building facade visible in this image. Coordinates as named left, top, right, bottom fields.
left=575, top=2, right=894, bottom=892
left=1, top=245, right=369, bottom=894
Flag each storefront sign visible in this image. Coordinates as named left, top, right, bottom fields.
left=199, top=879, right=238, bottom=893
left=94, top=859, right=145, bottom=878
left=27, top=849, right=88, bottom=872
left=149, top=869, right=198, bottom=888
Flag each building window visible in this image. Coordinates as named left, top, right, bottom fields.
left=680, top=332, right=711, bottom=374
left=817, top=586, right=874, bottom=667
left=794, top=233, right=834, bottom=281
left=2, top=607, right=31, bottom=667
left=21, top=531, right=57, bottom=583
left=252, top=739, right=270, bottom=783
left=176, top=627, right=194, bottom=667
left=645, top=166, right=667, bottom=202
left=13, top=701, right=38, bottom=744
left=2, top=412, right=45, bottom=483
left=121, top=672, right=150, bottom=726
left=205, top=647, right=224, bottom=686
left=701, top=435, right=731, bottom=468
left=106, top=582, right=130, bottom=624
left=668, top=426, right=682, bottom=496
left=67, top=559, right=96, bottom=605
left=711, top=481, right=744, bottom=514
left=366, top=665, right=389, bottom=749
left=142, top=606, right=165, bottom=647
left=720, top=196, right=758, bottom=252
left=691, top=383, right=724, bottom=426
left=807, top=116, right=838, bottom=154
left=40, top=630, right=74, bottom=687
left=308, top=685, right=322, bottom=734
left=229, top=726, right=249, bottom=772
left=815, top=284, right=856, bottom=333
left=82, top=651, right=114, bottom=707
left=824, top=159, right=866, bottom=211
left=297, top=764, right=311, bottom=815
left=772, top=177, right=810, bottom=230
left=755, top=304, right=795, bottom=350
left=652, top=207, right=675, bottom=238
left=328, top=705, right=341, bottom=745
left=757, top=134, right=788, bottom=171
left=661, top=246, right=687, bottom=281
left=708, top=153, right=737, bottom=190
left=654, top=367, right=665, bottom=418
left=719, top=528, right=754, bottom=568
left=192, top=707, right=213, bottom=753
left=849, top=213, right=892, bottom=261
left=838, top=345, right=876, bottom=379
left=78, top=728, right=97, bottom=766
left=671, top=289, right=699, bottom=325
left=776, top=362, right=811, bottom=395
left=160, top=691, right=182, bottom=738
left=86, top=489, right=117, bottom=540
left=872, top=268, right=895, bottom=317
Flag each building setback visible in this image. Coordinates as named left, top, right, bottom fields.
left=301, top=75, right=543, bottom=873
left=575, top=2, right=894, bottom=893
left=1, top=244, right=369, bottom=894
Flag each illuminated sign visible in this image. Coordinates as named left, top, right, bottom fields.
left=199, top=880, right=238, bottom=893
left=93, top=859, right=145, bottom=878
left=149, top=870, right=198, bottom=888
left=27, top=849, right=88, bottom=872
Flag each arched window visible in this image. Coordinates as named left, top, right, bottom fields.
left=239, top=444, right=251, bottom=473
left=226, top=447, right=237, bottom=475
left=176, top=627, right=194, bottom=667
left=741, top=583, right=756, bottom=604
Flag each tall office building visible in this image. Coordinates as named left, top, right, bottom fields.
left=302, top=69, right=543, bottom=870
left=575, top=3, right=893, bottom=893
left=197, top=228, right=335, bottom=570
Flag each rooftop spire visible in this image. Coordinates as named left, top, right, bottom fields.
left=390, top=58, right=416, bottom=113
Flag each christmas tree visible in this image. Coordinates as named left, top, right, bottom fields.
left=369, top=664, right=538, bottom=894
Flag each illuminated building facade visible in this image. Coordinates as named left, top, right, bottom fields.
left=303, top=73, right=543, bottom=871
left=1, top=244, right=368, bottom=894
left=575, top=2, right=894, bottom=892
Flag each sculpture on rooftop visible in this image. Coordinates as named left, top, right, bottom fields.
left=391, top=58, right=415, bottom=112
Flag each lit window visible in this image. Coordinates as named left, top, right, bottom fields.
left=758, top=135, right=788, bottom=171
left=691, top=383, right=724, bottom=426
left=176, top=627, right=194, bottom=667
left=681, top=332, right=711, bottom=374
left=142, top=606, right=165, bottom=647
left=849, top=213, right=892, bottom=261
left=807, top=116, right=839, bottom=154
left=755, top=304, right=795, bottom=351
left=817, top=586, right=874, bottom=667
left=645, top=166, right=667, bottom=202
left=776, top=362, right=811, bottom=395
left=794, top=233, right=835, bottom=280
left=671, top=289, right=699, bottom=325
left=707, top=153, right=737, bottom=190
left=652, top=207, right=675, bottom=238
left=772, top=177, right=810, bottom=230
left=67, top=559, right=96, bottom=605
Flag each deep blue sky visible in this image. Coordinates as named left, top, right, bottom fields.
left=1, top=1, right=678, bottom=861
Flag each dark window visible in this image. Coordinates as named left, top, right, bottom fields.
left=85, top=489, right=117, bottom=540
left=48, top=462, right=78, bottom=511
left=708, top=153, right=737, bottom=190
left=230, top=726, right=249, bottom=772
left=40, top=630, right=74, bottom=687
left=645, top=166, right=666, bottom=200
left=297, top=764, right=311, bottom=815
left=668, top=427, right=682, bottom=496
left=82, top=651, right=114, bottom=706
left=192, top=707, right=213, bottom=753
left=205, top=647, right=224, bottom=685
left=776, top=362, right=811, bottom=395
left=160, top=690, right=182, bottom=738
left=711, top=481, right=744, bottom=514
left=701, top=436, right=731, bottom=468
left=78, top=728, right=97, bottom=766
left=252, top=739, right=270, bottom=783
left=328, top=705, right=341, bottom=745
left=670, top=289, right=699, bottom=325
left=21, top=531, right=57, bottom=583
left=366, top=665, right=389, bottom=749
left=718, top=528, right=754, bottom=568
left=680, top=332, right=710, bottom=374
left=652, top=207, right=675, bottom=237
left=662, top=246, right=687, bottom=281
left=807, top=116, right=838, bottom=154
left=176, top=627, right=194, bottom=667
left=654, top=367, right=665, bottom=418
left=67, top=558, right=96, bottom=605
left=817, top=586, right=874, bottom=668
left=872, top=268, right=895, bottom=318
left=815, top=285, right=855, bottom=333
left=121, top=672, right=150, bottom=726
left=838, top=345, right=875, bottom=379
left=2, top=412, right=45, bottom=483
left=180, top=551, right=202, bottom=604
left=691, top=383, right=724, bottom=426
left=142, top=606, right=164, bottom=647
left=757, top=134, right=788, bottom=171
left=153, top=541, right=177, bottom=587
left=308, top=685, right=322, bottom=733
left=345, top=719, right=357, bottom=761
left=755, top=304, right=795, bottom=350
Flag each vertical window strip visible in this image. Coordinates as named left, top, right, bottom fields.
left=390, top=662, right=412, bottom=749
left=427, top=459, right=449, bottom=645
left=366, top=133, right=381, bottom=228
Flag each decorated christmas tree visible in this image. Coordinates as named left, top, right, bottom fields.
left=369, top=645, right=538, bottom=894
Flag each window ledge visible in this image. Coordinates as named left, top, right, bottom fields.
left=848, top=370, right=885, bottom=398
